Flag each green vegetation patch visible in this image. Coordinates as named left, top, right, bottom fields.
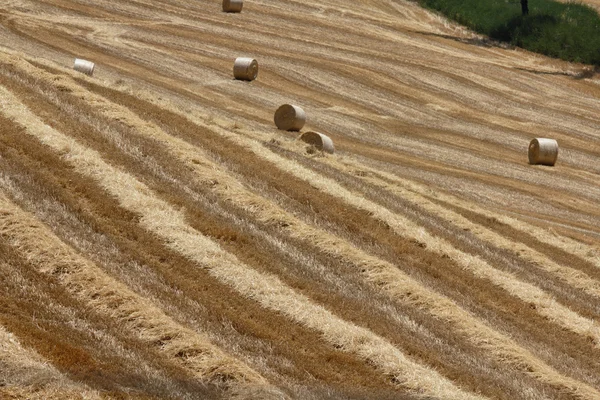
left=418, top=0, right=600, bottom=65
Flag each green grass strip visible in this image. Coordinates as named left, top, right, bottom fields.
left=418, top=0, right=600, bottom=65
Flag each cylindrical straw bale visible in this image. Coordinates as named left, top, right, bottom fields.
left=233, top=57, right=258, bottom=81
left=73, top=58, right=95, bottom=76
left=528, top=138, right=558, bottom=166
left=223, top=0, right=243, bottom=12
left=274, top=104, right=306, bottom=131
left=300, top=131, right=335, bottom=154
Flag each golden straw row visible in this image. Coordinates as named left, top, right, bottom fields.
left=379, top=167, right=600, bottom=270
left=0, top=322, right=101, bottom=400
left=4, top=56, right=599, bottom=398
left=0, top=195, right=276, bottom=397
left=21, top=46, right=594, bottom=348
left=324, top=153, right=600, bottom=272
left=115, top=74, right=600, bottom=348
left=0, top=81, right=488, bottom=400
left=316, top=155, right=600, bottom=297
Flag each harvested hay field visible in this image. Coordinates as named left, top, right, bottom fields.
left=1, top=0, right=599, bottom=399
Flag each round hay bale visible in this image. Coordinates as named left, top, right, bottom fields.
left=274, top=104, right=306, bottom=131
left=223, top=0, right=243, bottom=12
left=528, top=138, right=558, bottom=166
left=300, top=131, right=334, bottom=154
left=233, top=57, right=258, bottom=81
left=73, top=58, right=95, bottom=76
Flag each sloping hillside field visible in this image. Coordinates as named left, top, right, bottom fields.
left=1, top=0, right=600, bottom=399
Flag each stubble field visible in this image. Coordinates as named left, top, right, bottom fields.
left=0, top=0, right=599, bottom=399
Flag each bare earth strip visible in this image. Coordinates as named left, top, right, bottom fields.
left=0, top=63, right=567, bottom=398
left=1, top=57, right=599, bottom=399
left=2, top=0, right=596, bottom=236
left=318, top=155, right=600, bottom=295
left=0, top=188, right=279, bottom=398
left=1, top=0, right=599, bottom=398
left=0, top=323, right=101, bottom=399
left=3, top=54, right=600, bottom=398
left=0, top=76, right=418, bottom=399
left=0, top=83, right=490, bottom=400
left=325, top=154, right=600, bottom=273
left=15, top=41, right=595, bottom=353
left=0, top=56, right=468, bottom=398
left=93, top=75, right=600, bottom=351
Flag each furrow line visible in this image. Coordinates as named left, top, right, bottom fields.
left=314, top=156, right=600, bottom=297
left=335, top=155, right=600, bottom=273
left=2, top=23, right=596, bottom=222
left=0, top=61, right=456, bottom=398
left=0, top=191, right=281, bottom=398
left=270, top=146, right=600, bottom=320
left=0, top=81, right=488, bottom=400
left=0, top=134, right=412, bottom=400
left=34, top=47, right=598, bottom=351
left=0, top=145, right=278, bottom=398
left=111, top=77, right=600, bottom=351
left=6, top=57, right=600, bottom=398
left=0, top=243, right=214, bottom=399
left=348, top=151, right=600, bottom=236
left=0, top=322, right=101, bottom=399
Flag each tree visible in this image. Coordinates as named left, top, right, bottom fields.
left=521, top=0, right=529, bottom=15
